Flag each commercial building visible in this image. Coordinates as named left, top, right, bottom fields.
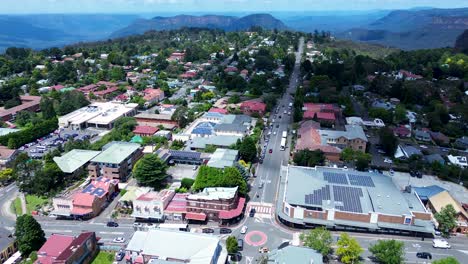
left=125, top=229, right=227, bottom=264
left=0, top=95, right=41, bottom=121
left=36, top=232, right=98, bottom=264
left=134, top=112, right=177, bottom=130
left=132, top=190, right=176, bottom=221
left=88, top=141, right=143, bottom=181
left=0, top=146, right=19, bottom=170
left=267, top=244, right=323, bottom=264
left=186, top=135, right=242, bottom=151
left=0, top=228, right=17, bottom=264
left=53, top=149, right=100, bottom=175
left=157, top=149, right=210, bottom=165
left=185, top=187, right=245, bottom=223
left=207, top=149, right=239, bottom=169
left=426, top=191, right=468, bottom=233
left=277, top=165, right=434, bottom=236
left=58, top=102, right=138, bottom=130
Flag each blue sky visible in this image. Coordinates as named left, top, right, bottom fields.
left=0, top=0, right=467, bottom=14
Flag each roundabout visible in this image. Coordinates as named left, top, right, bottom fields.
left=244, top=230, right=268, bottom=247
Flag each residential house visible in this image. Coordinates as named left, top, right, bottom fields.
left=426, top=191, right=468, bottom=233
left=414, top=129, right=431, bottom=142
left=424, top=154, right=446, bottom=165
left=167, top=52, right=185, bottom=62
left=0, top=95, right=41, bottom=121
left=240, top=100, right=266, bottom=116
left=0, top=228, right=17, bottom=264
left=208, top=108, right=228, bottom=115
left=396, top=70, right=423, bottom=80
left=455, top=136, right=468, bottom=150
left=132, top=126, right=159, bottom=137
left=394, top=145, right=423, bottom=159
left=303, top=103, right=341, bottom=125
left=393, top=126, right=411, bottom=138
left=0, top=146, right=18, bottom=170
left=36, top=232, right=99, bottom=264
left=88, top=141, right=143, bottom=181
left=447, top=155, right=468, bottom=169
left=429, top=131, right=450, bottom=146
left=142, top=88, right=164, bottom=107
left=186, top=187, right=245, bottom=223
left=132, top=190, right=175, bottom=221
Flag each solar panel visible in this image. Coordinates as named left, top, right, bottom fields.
left=304, top=185, right=331, bottom=206
left=323, top=171, right=348, bottom=185
left=333, top=186, right=363, bottom=213
left=169, top=150, right=201, bottom=159
left=348, top=174, right=375, bottom=187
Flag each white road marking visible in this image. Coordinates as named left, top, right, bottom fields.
left=245, top=256, right=253, bottom=264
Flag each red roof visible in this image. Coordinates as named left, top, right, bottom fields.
left=185, top=212, right=207, bottom=221
left=50, top=85, right=64, bottom=91
left=72, top=193, right=96, bottom=207
left=316, top=112, right=336, bottom=121
left=219, top=197, right=246, bottom=219
left=165, top=193, right=188, bottom=213
left=224, top=66, right=238, bottom=72
left=240, top=100, right=266, bottom=112
left=143, top=88, right=164, bottom=101
left=393, top=126, right=411, bottom=136
left=133, top=125, right=159, bottom=135
left=209, top=108, right=228, bottom=114
left=36, top=234, right=74, bottom=264
left=93, top=87, right=118, bottom=96
left=303, top=111, right=317, bottom=119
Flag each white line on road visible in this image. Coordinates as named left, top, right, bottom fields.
left=44, top=229, right=73, bottom=233
left=99, top=231, right=125, bottom=235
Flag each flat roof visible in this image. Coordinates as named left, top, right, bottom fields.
left=59, top=102, right=138, bottom=126
left=91, top=141, right=140, bottom=164
left=53, top=149, right=100, bottom=173
left=187, top=135, right=242, bottom=149
left=188, top=187, right=238, bottom=201
left=0, top=128, right=20, bottom=136
left=268, top=245, right=323, bottom=264
left=207, top=149, right=238, bottom=169
left=126, top=229, right=221, bottom=264
left=285, top=166, right=426, bottom=216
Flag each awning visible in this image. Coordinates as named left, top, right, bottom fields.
left=71, top=208, right=93, bottom=216
left=219, top=197, right=246, bottom=219
left=185, top=212, right=207, bottom=221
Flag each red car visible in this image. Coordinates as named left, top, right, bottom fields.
left=269, top=149, right=273, bottom=153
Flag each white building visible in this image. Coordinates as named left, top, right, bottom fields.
left=131, top=190, right=175, bottom=221
left=58, top=102, right=138, bottom=130
left=447, top=155, right=468, bottom=169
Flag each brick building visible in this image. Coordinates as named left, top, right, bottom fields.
left=0, top=96, right=41, bottom=121
left=36, top=232, right=98, bottom=264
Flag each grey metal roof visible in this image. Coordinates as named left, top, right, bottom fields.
left=424, top=154, right=445, bottom=165
left=268, top=245, right=323, bottom=264
left=54, top=149, right=100, bottom=173
left=207, top=149, right=238, bottom=169
left=187, top=135, right=242, bottom=149
left=319, top=125, right=367, bottom=143
left=91, top=141, right=140, bottom=164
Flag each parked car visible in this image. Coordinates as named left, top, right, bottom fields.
left=133, top=223, right=143, bottom=228
left=115, top=251, right=125, bottom=261
left=258, top=247, right=269, bottom=253
left=416, top=252, right=432, bottom=259
left=112, top=237, right=126, bottom=243
left=269, top=149, right=273, bottom=153
left=432, top=239, right=451, bottom=249
left=237, top=239, right=244, bottom=251
left=383, top=158, right=393, bottom=164
left=202, top=228, right=214, bottom=234
left=249, top=208, right=256, bottom=217
left=107, top=221, right=119, bottom=227
left=220, top=228, right=232, bottom=234
left=240, top=226, right=248, bottom=234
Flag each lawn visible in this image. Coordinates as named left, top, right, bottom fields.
left=25, top=195, right=48, bottom=214
left=11, top=197, right=23, bottom=216
left=92, top=251, right=115, bottom=264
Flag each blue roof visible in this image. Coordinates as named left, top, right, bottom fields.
left=414, top=185, right=446, bottom=201
left=192, top=122, right=216, bottom=135
left=203, top=112, right=224, bottom=119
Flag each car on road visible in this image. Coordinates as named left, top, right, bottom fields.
left=237, top=239, right=244, bottom=251
left=273, top=131, right=277, bottom=135
left=416, top=252, right=432, bottom=259
left=112, top=237, right=126, bottom=243
left=258, top=247, right=269, bottom=253
left=377, top=149, right=386, bottom=154
left=269, top=149, right=273, bottom=153
left=133, top=223, right=143, bottom=228
left=259, top=183, right=264, bottom=189
left=107, top=221, right=119, bottom=227
left=276, top=124, right=279, bottom=128
left=432, top=239, right=451, bottom=249
left=240, top=226, right=248, bottom=234
left=220, top=228, right=232, bottom=234
left=202, top=228, right=214, bottom=234
left=249, top=208, right=256, bottom=217
left=383, top=158, right=393, bottom=164
left=115, top=251, right=125, bottom=261
left=419, top=145, right=428, bottom=149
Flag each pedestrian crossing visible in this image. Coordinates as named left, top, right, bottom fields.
left=247, top=202, right=273, bottom=218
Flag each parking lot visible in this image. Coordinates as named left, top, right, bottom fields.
left=167, top=164, right=199, bottom=181
left=22, top=127, right=103, bottom=159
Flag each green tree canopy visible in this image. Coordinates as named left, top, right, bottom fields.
left=192, top=166, right=247, bottom=196
left=432, top=257, right=460, bottom=264
left=435, top=204, right=458, bottom=238
left=133, top=154, right=168, bottom=189
left=336, top=233, right=363, bottom=264
left=369, top=239, right=405, bottom=264
left=300, top=227, right=333, bottom=257
left=15, top=215, right=46, bottom=257
left=239, top=137, right=257, bottom=162
left=226, top=236, right=238, bottom=254
left=379, top=127, right=398, bottom=156
left=293, top=150, right=325, bottom=167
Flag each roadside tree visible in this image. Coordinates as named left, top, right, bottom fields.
left=133, top=154, right=168, bottom=189
left=336, top=233, right=363, bottom=264
left=226, top=236, right=238, bottom=254
left=369, top=239, right=404, bottom=264
left=434, top=204, right=458, bottom=238
left=300, top=227, right=333, bottom=257
left=15, top=215, right=46, bottom=257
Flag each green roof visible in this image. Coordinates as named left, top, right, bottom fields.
left=131, top=135, right=143, bottom=143
left=92, top=141, right=141, bottom=164
left=53, top=149, right=100, bottom=173
left=268, top=245, right=323, bottom=264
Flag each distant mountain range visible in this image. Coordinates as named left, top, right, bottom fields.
left=111, top=14, right=287, bottom=38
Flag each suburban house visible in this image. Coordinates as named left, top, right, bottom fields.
left=394, top=145, right=423, bottom=159
left=429, top=131, right=450, bottom=146
left=36, top=232, right=99, bottom=264
left=396, top=70, right=423, bottom=80
left=185, top=187, right=245, bottom=223
left=303, top=103, right=341, bottom=125
left=0, top=228, right=17, bottom=264
left=455, top=136, right=468, bottom=150
left=52, top=177, right=119, bottom=219
left=142, top=88, right=164, bottom=107
left=447, top=155, right=468, bottom=168
left=393, top=126, right=411, bottom=138
left=240, top=100, right=266, bottom=116
left=414, top=129, right=431, bottom=142
left=0, top=95, right=41, bottom=121
left=167, top=52, right=185, bottom=62
left=0, top=146, right=19, bottom=170
left=88, top=141, right=143, bottom=181
left=426, top=191, right=468, bottom=233
left=132, top=190, right=176, bottom=221
left=208, top=108, right=228, bottom=115
left=132, top=125, right=159, bottom=137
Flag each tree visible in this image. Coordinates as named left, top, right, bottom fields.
left=336, top=233, right=363, bottom=264
left=432, top=257, right=460, bottom=264
left=434, top=204, right=458, bottom=238
left=133, top=154, right=168, bottom=189
left=239, top=137, right=257, bottom=162
left=300, top=227, right=333, bottom=257
left=293, top=150, right=325, bottom=167
left=226, top=236, right=238, bottom=254
left=340, top=148, right=355, bottom=162
left=192, top=166, right=247, bottom=196
left=15, top=214, right=46, bottom=256
left=181, top=178, right=195, bottom=189
left=369, top=239, right=404, bottom=264
left=355, top=152, right=372, bottom=171
left=40, top=97, right=56, bottom=120
left=379, top=128, right=398, bottom=156
left=0, top=168, right=14, bottom=183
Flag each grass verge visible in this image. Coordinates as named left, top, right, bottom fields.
left=11, top=197, right=23, bottom=216
left=25, top=195, right=48, bottom=214
left=92, top=251, right=115, bottom=264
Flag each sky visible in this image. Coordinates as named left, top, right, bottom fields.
left=0, top=0, right=466, bottom=14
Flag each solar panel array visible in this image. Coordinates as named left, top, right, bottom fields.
left=333, top=186, right=363, bottom=213
left=323, top=172, right=349, bottom=185
left=169, top=150, right=201, bottom=159
left=305, top=185, right=331, bottom=206
left=348, top=174, right=375, bottom=187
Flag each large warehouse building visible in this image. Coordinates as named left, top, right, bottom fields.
left=277, top=165, right=435, bottom=236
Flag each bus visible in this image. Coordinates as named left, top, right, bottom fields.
left=158, top=223, right=190, bottom=232
left=280, top=137, right=286, bottom=151
left=282, top=131, right=287, bottom=138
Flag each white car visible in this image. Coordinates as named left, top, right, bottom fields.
left=240, top=226, right=248, bottom=234
left=420, top=145, right=428, bottom=149
left=383, top=158, right=393, bottom=164
left=113, top=237, right=126, bottom=243
left=273, top=131, right=277, bottom=135
left=432, top=239, right=451, bottom=249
